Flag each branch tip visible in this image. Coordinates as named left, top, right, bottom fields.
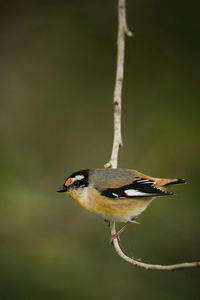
left=124, top=26, right=133, bottom=37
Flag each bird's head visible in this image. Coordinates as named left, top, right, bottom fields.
left=57, top=169, right=89, bottom=195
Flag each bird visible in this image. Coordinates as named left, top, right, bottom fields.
left=57, top=168, right=186, bottom=242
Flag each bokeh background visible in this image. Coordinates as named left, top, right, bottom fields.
left=0, top=0, right=200, bottom=299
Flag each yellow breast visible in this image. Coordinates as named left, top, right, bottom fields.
left=68, top=191, right=93, bottom=212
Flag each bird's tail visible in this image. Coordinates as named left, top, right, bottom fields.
left=156, top=178, right=186, bottom=188
left=134, top=171, right=186, bottom=189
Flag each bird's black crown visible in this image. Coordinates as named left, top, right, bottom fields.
left=66, top=169, right=89, bottom=187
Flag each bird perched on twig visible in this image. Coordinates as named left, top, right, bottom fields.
left=57, top=168, right=186, bottom=242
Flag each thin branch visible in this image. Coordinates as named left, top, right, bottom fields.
left=105, top=0, right=200, bottom=271
left=104, top=0, right=132, bottom=169
left=111, top=240, right=200, bottom=270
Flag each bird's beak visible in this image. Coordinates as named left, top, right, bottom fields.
left=57, top=185, right=68, bottom=193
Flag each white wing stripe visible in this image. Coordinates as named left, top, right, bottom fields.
left=135, top=178, right=155, bottom=184
left=112, top=193, right=119, bottom=198
left=124, top=189, right=155, bottom=197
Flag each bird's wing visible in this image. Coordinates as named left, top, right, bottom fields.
left=90, top=168, right=137, bottom=190
left=100, top=177, right=173, bottom=199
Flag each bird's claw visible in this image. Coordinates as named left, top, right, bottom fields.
left=110, top=233, right=120, bottom=245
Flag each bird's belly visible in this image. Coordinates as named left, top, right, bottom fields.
left=94, top=203, right=148, bottom=222
left=91, top=189, right=153, bottom=222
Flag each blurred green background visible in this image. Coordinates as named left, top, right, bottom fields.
left=0, top=0, right=200, bottom=299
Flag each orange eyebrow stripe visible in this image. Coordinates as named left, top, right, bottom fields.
left=65, top=178, right=72, bottom=187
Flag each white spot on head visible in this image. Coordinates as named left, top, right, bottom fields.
left=70, top=175, right=84, bottom=184
left=75, top=175, right=84, bottom=181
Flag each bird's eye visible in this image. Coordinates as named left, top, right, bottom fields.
left=73, top=180, right=80, bottom=187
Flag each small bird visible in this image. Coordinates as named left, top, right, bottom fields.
left=57, top=168, right=186, bottom=242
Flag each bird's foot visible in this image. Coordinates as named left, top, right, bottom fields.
left=110, top=221, right=131, bottom=244
left=110, top=233, right=120, bottom=244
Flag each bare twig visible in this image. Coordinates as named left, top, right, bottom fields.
left=111, top=241, right=200, bottom=270
left=104, top=0, right=132, bottom=169
left=105, top=0, right=200, bottom=271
